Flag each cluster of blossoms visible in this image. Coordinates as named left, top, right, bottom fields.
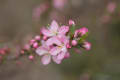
left=20, top=20, right=91, bottom=65
left=0, top=47, right=10, bottom=63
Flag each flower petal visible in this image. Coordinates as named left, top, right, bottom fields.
left=41, top=55, right=51, bottom=65
left=52, top=56, right=61, bottom=64
left=59, top=26, right=69, bottom=35
left=36, top=47, right=48, bottom=56
left=50, top=20, right=59, bottom=32
left=46, top=37, right=62, bottom=46
left=58, top=35, right=69, bottom=45
left=41, top=28, right=53, bottom=37
left=57, top=52, right=65, bottom=60
left=50, top=47, right=61, bottom=56
left=64, top=52, right=70, bottom=59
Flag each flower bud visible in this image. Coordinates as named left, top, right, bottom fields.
left=33, top=42, right=38, bottom=48
left=35, top=35, right=40, bottom=40
left=72, top=40, right=77, bottom=46
left=43, top=36, right=47, bottom=40
left=83, top=42, right=91, bottom=50
left=79, top=27, right=88, bottom=36
left=69, top=20, right=75, bottom=26
left=28, top=55, right=34, bottom=60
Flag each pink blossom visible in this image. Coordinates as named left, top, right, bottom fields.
left=41, top=20, right=69, bottom=37
left=83, top=42, right=91, bottom=50
left=72, top=40, right=77, bottom=46
left=33, top=42, right=38, bottom=48
left=30, top=39, right=35, bottom=45
left=107, top=2, right=116, bottom=13
left=28, top=55, right=34, bottom=60
left=35, top=35, right=40, bottom=40
left=66, top=43, right=71, bottom=48
left=35, top=40, right=63, bottom=65
left=47, top=36, right=69, bottom=60
left=69, top=20, right=75, bottom=26
left=52, top=0, right=67, bottom=10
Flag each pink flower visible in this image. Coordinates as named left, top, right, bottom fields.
left=47, top=36, right=69, bottom=60
left=41, top=20, right=69, bottom=37
left=35, top=40, right=63, bottom=65
left=69, top=20, right=75, bottom=26
left=72, top=40, right=77, bottom=46
left=83, top=42, right=91, bottom=50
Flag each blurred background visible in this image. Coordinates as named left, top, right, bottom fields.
left=0, top=0, right=120, bottom=80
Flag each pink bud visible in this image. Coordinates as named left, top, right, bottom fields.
left=72, top=40, right=77, bottom=46
left=0, top=49, right=6, bottom=55
left=69, top=20, right=75, bottom=26
left=74, top=30, right=79, bottom=38
left=28, top=55, right=34, bottom=60
left=30, top=39, right=35, bottom=45
left=43, top=36, right=47, bottom=40
left=24, top=44, right=30, bottom=50
left=20, top=50, right=25, bottom=55
left=33, top=42, right=38, bottom=48
left=35, top=35, right=40, bottom=40
left=79, top=27, right=88, bottom=36
left=66, top=44, right=71, bottom=48
left=83, top=42, right=91, bottom=50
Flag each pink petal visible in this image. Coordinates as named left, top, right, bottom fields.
left=64, top=52, right=70, bottom=59
left=58, top=35, right=69, bottom=45
left=59, top=26, right=69, bottom=35
left=36, top=47, right=48, bottom=56
left=50, top=47, right=61, bottom=56
left=41, top=28, right=53, bottom=37
left=46, top=37, right=62, bottom=46
left=52, top=56, right=61, bottom=64
left=41, top=55, right=51, bottom=65
left=57, top=52, right=65, bottom=60
left=50, top=20, right=59, bottom=32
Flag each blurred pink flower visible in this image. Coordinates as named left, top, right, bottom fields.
left=32, top=3, right=49, bottom=21
left=28, top=55, right=34, bottom=60
left=107, top=2, right=116, bottom=13
left=101, top=15, right=111, bottom=23
left=52, top=0, right=67, bottom=10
